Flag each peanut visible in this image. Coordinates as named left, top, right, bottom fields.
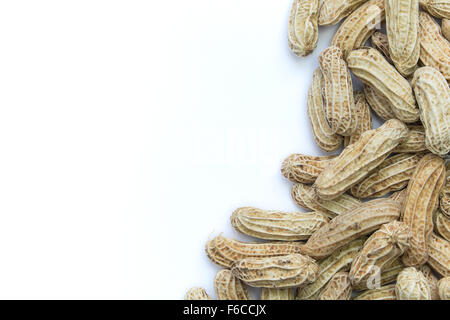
left=435, top=210, right=450, bottom=241
left=395, top=267, right=432, bottom=300
left=353, top=257, right=405, bottom=291
left=353, top=284, right=397, bottom=300
left=331, top=0, right=385, bottom=58
left=314, top=119, right=409, bottom=200
left=350, top=153, right=424, bottom=199
left=343, top=91, right=373, bottom=147
left=427, top=233, right=450, bottom=277
left=318, top=272, right=352, bottom=300
left=291, top=183, right=360, bottom=218
left=297, top=238, right=366, bottom=299
left=420, top=0, right=450, bottom=19
left=418, top=11, right=450, bottom=81
left=393, top=125, right=427, bottom=153
left=363, top=85, right=396, bottom=121
left=214, top=269, right=250, bottom=300
left=370, top=31, right=392, bottom=63
left=385, top=0, right=420, bottom=76
left=288, top=0, right=319, bottom=57
left=319, top=47, right=358, bottom=136
left=411, top=67, right=450, bottom=156
left=347, top=47, right=420, bottom=123
left=438, top=277, right=450, bottom=300
left=302, top=199, right=401, bottom=259
left=318, top=0, right=369, bottom=26
left=401, top=154, right=446, bottom=266
left=261, top=288, right=294, bottom=300
left=184, top=287, right=212, bottom=300
left=442, top=19, right=450, bottom=41
left=231, top=254, right=318, bottom=288
left=230, top=207, right=328, bottom=241
left=281, top=153, right=335, bottom=184
left=418, top=264, right=441, bottom=300
left=205, top=235, right=304, bottom=268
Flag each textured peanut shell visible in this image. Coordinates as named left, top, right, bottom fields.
left=344, top=91, right=373, bottom=147
left=297, top=238, right=366, bottom=299
left=390, top=189, right=408, bottom=208
left=411, top=67, right=450, bottom=156
left=443, top=19, right=450, bottom=41
left=214, top=269, right=250, bottom=300
left=435, top=210, right=450, bottom=241
left=318, top=0, right=369, bottom=26
left=353, top=258, right=405, bottom=291
left=230, top=207, right=328, bottom=241
left=438, top=277, right=450, bottom=300
left=347, top=48, right=419, bottom=123
left=261, top=288, right=294, bottom=300
left=291, top=183, right=360, bottom=218
left=385, top=0, right=420, bottom=76
left=371, top=32, right=392, bottom=63
left=418, top=11, right=450, bottom=81
left=350, top=153, right=424, bottom=199
left=401, top=154, right=446, bottom=266
left=363, top=85, right=396, bottom=121
left=318, top=272, right=352, bottom=300
left=331, top=0, right=385, bottom=58
left=427, top=233, right=450, bottom=276
left=231, top=254, right=318, bottom=288
left=314, top=119, right=409, bottom=200
left=184, top=287, right=212, bottom=300
left=395, top=267, right=432, bottom=300
left=319, top=47, right=358, bottom=136
left=419, top=264, right=441, bottom=300
left=442, top=170, right=450, bottom=217
left=302, top=199, right=401, bottom=259
left=420, top=0, right=450, bottom=19
left=393, top=125, right=427, bottom=153
left=288, top=0, right=319, bottom=57
left=281, top=153, right=334, bottom=184
left=349, top=221, right=411, bottom=287
left=353, top=284, right=397, bottom=300
left=307, top=69, right=343, bottom=152
left=205, top=235, right=304, bottom=268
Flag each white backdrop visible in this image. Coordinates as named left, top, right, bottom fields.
left=0, top=1, right=347, bottom=299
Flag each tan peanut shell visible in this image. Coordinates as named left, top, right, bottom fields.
left=427, top=233, right=450, bottom=276
left=230, top=207, right=328, bottom=241
left=205, top=235, right=304, bottom=268
left=184, top=287, right=212, bottom=300
left=390, top=189, right=408, bottom=207
left=319, top=46, right=357, bottom=136
left=288, top=0, right=319, bottom=57
left=297, top=238, right=366, bottom=299
left=318, top=272, right=352, bottom=300
left=318, top=0, right=369, bottom=26
left=281, top=154, right=335, bottom=184
left=314, top=119, right=409, bottom=200
left=363, top=85, right=396, bottom=121
left=438, top=277, right=450, bottom=300
left=353, top=258, right=405, bottom=291
left=393, top=125, right=427, bottom=153
left=420, top=0, right=450, bottom=19
left=307, top=69, right=343, bottom=152
left=401, top=154, right=446, bottom=267
left=385, top=0, right=420, bottom=76
left=443, top=19, right=450, bottom=41
left=395, top=267, right=432, bottom=300
left=347, top=48, right=419, bottom=123
left=418, top=11, right=450, bottom=81
left=291, top=183, right=361, bottom=218
left=350, top=153, right=424, bottom=199
left=353, top=284, right=397, bottom=300
left=349, top=221, right=411, bottom=287
left=231, top=253, right=318, bottom=288
left=419, top=264, right=441, bottom=300
left=371, top=32, right=392, bottom=63
left=302, top=199, right=401, bottom=259
left=411, top=67, right=450, bottom=156
left=435, top=210, right=450, bottom=241
left=344, top=91, right=373, bottom=147
left=331, top=0, right=385, bottom=58
left=261, top=288, right=294, bottom=300
left=214, top=269, right=250, bottom=300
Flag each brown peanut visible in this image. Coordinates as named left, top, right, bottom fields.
left=442, top=19, right=450, bottom=41
left=318, top=272, right=352, bottom=300
left=363, top=85, right=396, bottom=121
left=420, top=0, right=450, bottom=19
left=281, top=153, right=335, bottom=184
left=419, top=264, right=441, bottom=300
left=395, top=267, right=432, bottom=300
left=393, top=125, right=427, bottom=153
left=318, top=0, right=369, bottom=26
left=353, top=258, right=405, bottom=291
left=184, top=287, right=212, bottom=300
left=438, top=277, right=450, bottom=300
left=435, top=210, right=450, bottom=241
left=214, top=269, right=250, bottom=300
left=427, top=233, right=450, bottom=277
left=288, top=0, right=319, bottom=57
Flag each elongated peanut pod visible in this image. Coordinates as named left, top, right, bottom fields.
left=420, top=0, right=450, bottom=19
left=319, top=0, right=370, bottom=26
left=395, top=267, right=431, bottom=300
left=318, top=272, right=352, bottom=300
left=288, top=0, right=319, bottom=57
left=214, top=269, right=250, bottom=300
left=363, top=85, right=396, bottom=121
left=281, top=153, right=334, bottom=184
left=427, top=233, right=450, bottom=277
left=185, top=287, right=212, bottom=300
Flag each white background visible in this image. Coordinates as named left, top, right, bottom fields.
left=0, top=1, right=348, bottom=299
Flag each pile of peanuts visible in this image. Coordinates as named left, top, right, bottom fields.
left=185, top=0, right=450, bottom=300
